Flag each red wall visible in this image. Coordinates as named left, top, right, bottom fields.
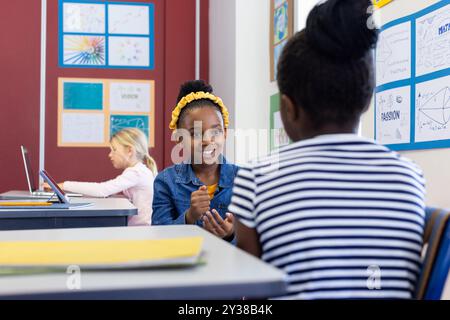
left=0, top=0, right=209, bottom=192
left=0, top=1, right=42, bottom=191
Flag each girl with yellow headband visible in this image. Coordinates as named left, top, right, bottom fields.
left=152, top=80, right=239, bottom=242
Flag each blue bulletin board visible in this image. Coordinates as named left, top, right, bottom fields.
left=59, top=0, right=155, bottom=69
left=375, top=0, right=450, bottom=151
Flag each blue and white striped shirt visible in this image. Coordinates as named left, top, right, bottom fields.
left=230, top=134, right=426, bottom=299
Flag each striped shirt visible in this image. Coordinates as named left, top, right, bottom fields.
left=229, top=134, right=426, bottom=300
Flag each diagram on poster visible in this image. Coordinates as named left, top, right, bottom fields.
left=108, top=4, right=150, bottom=35
left=376, top=22, right=412, bottom=86
left=63, top=2, right=105, bottom=34
left=110, top=81, right=152, bottom=113
left=108, top=36, right=150, bottom=67
left=110, top=115, right=150, bottom=139
left=415, top=74, right=450, bottom=143
left=61, top=113, right=105, bottom=144
left=63, top=35, right=106, bottom=65
left=376, top=86, right=411, bottom=145
left=416, top=4, right=450, bottom=77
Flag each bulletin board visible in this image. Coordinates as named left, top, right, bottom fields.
left=58, top=77, right=155, bottom=147
left=374, top=0, right=450, bottom=151
left=59, top=0, right=155, bottom=69
left=270, top=0, right=294, bottom=82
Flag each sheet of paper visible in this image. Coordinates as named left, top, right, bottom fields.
left=376, top=21, right=411, bottom=86
left=416, top=4, right=450, bottom=77
left=415, top=74, right=450, bottom=143
left=62, top=113, right=105, bottom=144
left=375, top=86, right=411, bottom=145
left=63, top=2, right=105, bottom=34
left=110, top=82, right=151, bottom=113
left=108, top=4, right=150, bottom=35
left=108, top=36, right=150, bottom=67
left=63, top=35, right=106, bottom=66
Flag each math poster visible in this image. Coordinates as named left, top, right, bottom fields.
left=58, top=78, right=155, bottom=147
left=375, top=1, right=450, bottom=151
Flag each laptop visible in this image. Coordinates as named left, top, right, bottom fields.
left=21, top=145, right=83, bottom=198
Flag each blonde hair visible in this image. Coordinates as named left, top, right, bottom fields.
left=110, top=128, right=158, bottom=177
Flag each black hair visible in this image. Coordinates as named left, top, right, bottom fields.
left=176, top=80, right=223, bottom=128
left=277, top=0, right=378, bottom=129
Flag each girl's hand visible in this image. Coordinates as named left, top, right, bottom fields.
left=186, top=186, right=210, bottom=224
left=203, top=210, right=234, bottom=239
left=42, top=182, right=64, bottom=191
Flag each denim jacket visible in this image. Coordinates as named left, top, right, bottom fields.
left=152, top=157, right=239, bottom=227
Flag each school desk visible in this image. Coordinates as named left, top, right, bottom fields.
left=0, top=225, right=287, bottom=299
left=0, top=194, right=136, bottom=230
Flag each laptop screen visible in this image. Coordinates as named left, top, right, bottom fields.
left=20, top=145, right=37, bottom=193
left=39, top=170, right=70, bottom=204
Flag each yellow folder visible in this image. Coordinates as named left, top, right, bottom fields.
left=0, top=237, right=204, bottom=269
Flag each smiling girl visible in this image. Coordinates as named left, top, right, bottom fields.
left=152, top=80, right=239, bottom=242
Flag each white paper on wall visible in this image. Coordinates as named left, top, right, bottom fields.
left=376, top=22, right=412, bottom=86
left=63, top=3, right=105, bottom=34
left=62, top=113, right=105, bottom=144
left=108, top=36, right=150, bottom=67
left=375, top=86, right=411, bottom=145
left=108, top=4, right=150, bottom=35
left=415, top=74, right=450, bottom=143
left=416, top=4, right=450, bottom=77
left=110, top=82, right=152, bottom=113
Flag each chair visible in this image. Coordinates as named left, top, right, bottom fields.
left=415, top=207, right=450, bottom=300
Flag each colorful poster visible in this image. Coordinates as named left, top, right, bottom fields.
left=274, top=1, right=289, bottom=44
left=270, top=0, right=293, bottom=82
left=110, top=115, right=150, bottom=140
left=58, top=78, right=155, bottom=147
left=63, top=35, right=106, bottom=66
left=59, top=0, right=154, bottom=70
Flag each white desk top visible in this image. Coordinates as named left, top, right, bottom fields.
left=0, top=225, right=287, bottom=299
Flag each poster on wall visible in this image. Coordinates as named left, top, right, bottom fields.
left=59, top=0, right=154, bottom=69
left=374, top=0, right=450, bottom=151
left=270, top=93, right=290, bottom=151
left=270, top=0, right=294, bottom=82
left=58, top=78, right=155, bottom=147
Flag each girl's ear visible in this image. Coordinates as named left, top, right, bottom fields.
left=281, top=94, right=299, bottom=121
left=223, top=127, right=228, bottom=140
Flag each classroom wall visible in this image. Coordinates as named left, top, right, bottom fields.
left=0, top=1, right=42, bottom=191
left=0, top=0, right=210, bottom=193
left=209, top=0, right=319, bottom=165
left=360, top=0, right=450, bottom=209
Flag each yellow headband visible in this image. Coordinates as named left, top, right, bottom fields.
left=169, top=91, right=230, bottom=130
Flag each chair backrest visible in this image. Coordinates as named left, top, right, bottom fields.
left=415, top=207, right=450, bottom=299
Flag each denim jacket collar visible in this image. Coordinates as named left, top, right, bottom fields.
left=174, top=156, right=234, bottom=188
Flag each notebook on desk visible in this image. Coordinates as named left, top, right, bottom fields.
left=0, top=237, right=204, bottom=269
left=21, top=145, right=82, bottom=198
